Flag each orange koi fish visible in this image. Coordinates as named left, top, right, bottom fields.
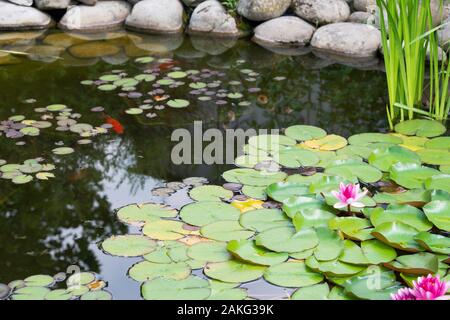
left=105, top=115, right=124, bottom=135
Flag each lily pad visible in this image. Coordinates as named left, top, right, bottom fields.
left=143, top=219, right=194, bottom=240
left=422, top=200, right=450, bottom=231
left=389, top=162, right=440, bottom=189
left=264, top=261, right=323, bottom=288
left=425, top=174, right=450, bottom=193
left=301, top=134, right=348, bottom=151
left=52, top=147, right=74, bottom=155
left=338, top=240, right=369, bottom=265
left=204, top=260, right=266, bottom=283
left=45, top=289, right=73, bottom=301
left=167, top=99, right=190, bottom=108
left=255, top=226, right=318, bottom=253
left=239, top=209, right=291, bottom=232
left=368, top=204, right=432, bottom=231
left=200, top=221, right=254, bottom=242
left=385, top=252, right=439, bottom=275
left=371, top=222, right=422, bottom=252
left=414, top=232, right=450, bottom=254
left=394, top=119, right=446, bottom=137
left=141, top=276, right=210, bottom=300
left=361, top=239, right=397, bottom=264
left=67, top=272, right=95, bottom=287
left=227, top=240, right=288, bottom=266
left=102, top=235, right=156, bottom=257
left=313, top=227, right=344, bottom=261
left=285, top=125, right=327, bottom=141
left=129, top=261, right=191, bottom=282
left=266, top=182, right=310, bottom=202
left=416, top=148, right=450, bottom=165
left=291, top=283, right=330, bottom=300
left=348, top=133, right=402, bottom=146
left=325, top=159, right=382, bottom=183
left=180, top=201, right=240, bottom=227
left=368, top=146, right=421, bottom=171
left=187, top=241, right=232, bottom=262
left=328, top=217, right=374, bottom=241
left=222, top=168, right=287, bottom=187
left=80, top=290, right=112, bottom=300
left=273, top=148, right=320, bottom=168
left=11, top=286, right=50, bottom=300
left=116, top=203, right=177, bottom=225
left=12, top=174, right=33, bottom=184
left=24, top=275, right=54, bottom=287
left=306, top=256, right=365, bottom=277
left=189, top=185, right=233, bottom=202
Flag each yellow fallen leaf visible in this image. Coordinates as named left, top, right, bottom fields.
left=231, top=198, right=264, bottom=213
left=301, top=134, right=348, bottom=151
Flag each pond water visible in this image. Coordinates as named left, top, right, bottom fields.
left=0, top=30, right=389, bottom=299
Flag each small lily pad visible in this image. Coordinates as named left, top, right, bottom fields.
left=227, top=240, right=288, bottom=266
left=394, top=119, right=446, bottom=137
left=204, top=260, right=266, bottom=283
left=102, top=235, right=156, bottom=257
left=264, top=261, right=323, bottom=288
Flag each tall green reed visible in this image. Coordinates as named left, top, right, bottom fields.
left=377, top=0, right=449, bottom=129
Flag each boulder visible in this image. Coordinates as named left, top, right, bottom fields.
left=77, top=0, right=96, bottom=5
left=237, top=0, right=291, bottom=21
left=188, top=0, right=240, bottom=37
left=182, top=0, right=206, bottom=6
left=0, top=1, right=52, bottom=30
left=59, top=1, right=131, bottom=32
left=7, top=0, right=33, bottom=6
left=35, top=0, right=70, bottom=10
left=311, top=22, right=381, bottom=58
left=125, top=0, right=184, bottom=34
left=349, top=11, right=374, bottom=24
left=353, top=0, right=376, bottom=12
left=438, top=17, right=450, bottom=49
left=292, top=0, right=350, bottom=25
left=252, top=16, right=315, bottom=47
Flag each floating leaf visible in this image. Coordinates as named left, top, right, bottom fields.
left=368, top=146, right=421, bottom=171
left=274, top=148, right=320, bottom=168
left=416, top=148, right=450, bottom=165
left=189, top=185, right=233, bottom=202
left=204, top=260, right=266, bottom=283
left=371, top=222, right=422, bottom=252
left=67, top=272, right=95, bottom=287
left=422, top=200, right=450, bottom=231
left=141, top=276, right=210, bottom=300
left=425, top=174, right=450, bottom=193
left=389, top=162, right=440, bottom=189
left=45, top=289, right=73, bottom=301
left=24, top=275, right=54, bottom=287
left=125, top=108, right=143, bottom=115
left=306, top=256, right=365, bottom=277
left=285, top=125, right=327, bottom=141
left=291, top=283, right=330, bottom=300
left=187, top=241, right=231, bottom=263
left=328, top=217, right=374, bottom=241
left=52, top=147, right=74, bottom=155
left=227, top=240, right=288, bottom=266
left=394, top=119, right=446, bottom=137
left=207, top=281, right=247, bottom=300
left=117, top=203, right=177, bottom=226
left=385, top=252, right=439, bottom=275
left=36, top=172, right=55, bottom=180
left=264, top=261, right=323, bottom=288
left=11, top=287, right=50, bottom=300
left=46, top=104, right=67, bottom=112
left=255, top=226, right=318, bottom=253
left=361, top=239, right=397, bottom=264
left=239, top=209, right=291, bottom=232
left=325, top=159, right=382, bottom=183
left=222, top=168, right=287, bottom=187
left=102, top=235, right=156, bottom=257
left=12, top=174, right=33, bottom=184
left=129, top=261, right=191, bottom=282
left=414, top=232, right=450, bottom=254
left=348, top=133, right=402, bottom=146
left=301, top=134, right=348, bottom=151
left=80, top=290, right=112, bottom=300
left=143, top=219, right=194, bottom=240
left=180, top=201, right=240, bottom=227
left=200, top=221, right=254, bottom=242
left=338, top=240, right=369, bottom=265
left=368, top=204, right=432, bottom=231
left=313, top=227, right=344, bottom=261
left=167, top=99, right=190, bottom=108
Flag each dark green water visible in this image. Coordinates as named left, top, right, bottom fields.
left=0, top=29, right=388, bottom=299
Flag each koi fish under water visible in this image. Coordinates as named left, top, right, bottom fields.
left=104, top=115, right=124, bottom=134
left=158, top=60, right=179, bottom=70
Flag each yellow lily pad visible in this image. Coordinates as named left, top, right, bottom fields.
left=301, top=135, right=348, bottom=151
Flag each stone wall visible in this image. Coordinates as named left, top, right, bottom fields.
left=0, top=0, right=449, bottom=59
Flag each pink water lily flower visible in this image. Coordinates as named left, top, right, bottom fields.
left=331, top=182, right=368, bottom=209
left=392, top=274, right=450, bottom=300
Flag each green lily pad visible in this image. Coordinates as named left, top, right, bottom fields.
left=338, top=240, right=369, bottom=265
left=337, top=145, right=374, bottom=159
left=414, top=232, right=450, bottom=254
left=291, top=283, right=330, bottom=300
left=207, top=281, right=247, bottom=300
left=52, top=147, right=74, bottom=155
left=328, top=217, right=374, bottom=241
left=371, top=221, right=422, bottom=252
left=313, top=227, right=344, bottom=261
left=45, top=289, right=73, bottom=300
left=200, top=221, right=254, bottom=242
left=293, top=208, right=336, bottom=231
left=227, top=92, right=243, bottom=99
left=141, top=276, right=210, bottom=300
left=368, top=146, right=421, bottom=171
left=143, top=219, right=193, bottom=240
left=143, top=241, right=189, bottom=264
left=343, top=267, right=402, bottom=300
left=227, top=240, right=288, bottom=266
left=125, top=108, right=143, bottom=115
left=385, top=252, right=439, bottom=275
left=135, top=74, right=156, bottom=82
left=361, top=239, right=397, bottom=264
left=168, top=71, right=187, bottom=79
left=373, top=188, right=431, bottom=205
left=222, top=168, right=287, bottom=187
left=189, top=185, right=233, bottom=202
left=394, top=119, right=446, bottom=137
left=241, top=185, right=267, bottom=200
left=248, top=134, right=296, bottom=152
left=285, top=125, right=327, bottom=141
left=98, top=84, right=117, bottom=91
left=189, top=82, right=207, bottom=89
left=167, top=99, right=190, bottom=108
left=11, top=286, right=50, bottom=300
left=416, top=148, right=450, bottom=165
left=102, top=235, right=156, bottom=257
left=422, top=200, right=450, bottom=231
left=328, top=286, right=355, bottom=300
left=117, top=203, right=177, bottom=225
left=273, top=148, right=319, bottom=168
left=348, top=133, right=402, bottom=146
left=67, top=272, right=95, bottom=286
left=309, top=175, right=355, bottom=193
left=204, top=260, right=266, bottom=283
left=306, top=256, right=365, bottom=276
left=80, top=290, right=112, bottom=300
left=282, top=195, right=329, bottom=218
left=425, top=174, right=450, bottom=193
left=425, top=136, right=450, bottom=150
left=368, top=204, right=432, bottom=231
left=266, top=182, right=310, bottom=202
left=180, top=201, right=240, bottom=227
left=129, top=261, right=191, bottom=282
left=255, top=226, right=318, bottom=253
left=187, top=241, right=232, bottom=262
left=389, top=162, right=440, bottom=189
left=46, top=104, right=67, bottom=112
left=12, top=174, right=33, bottom=184
left=301, top=134, right=348, bottom=151
left=239, top=208, right=291, bottom=232
left=264, top=261, right=323, bottom=288
left=24, top=275, right=54, bottom=287
left=36, top=172, right=55, bottom=180
left=20, top=127, right=39, bottom=136
left=325, top=159, right=382, bottom=183
left=99, top=74, right=121, bottom=82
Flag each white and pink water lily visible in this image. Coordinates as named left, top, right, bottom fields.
left=331, top=182, right=368, bottom=209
